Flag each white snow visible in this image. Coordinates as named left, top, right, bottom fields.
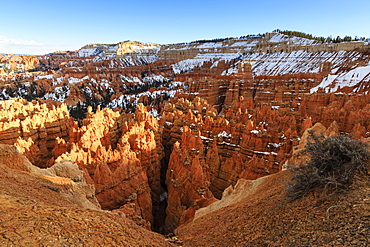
left=34, top=74, right=54, bottom=81
left=42, top=86, right=70, bottom=102
left=68, top=76, right=89, bottom=84
left=168, top=81, right=184, bottom=89
left=78, top=48, right=101, bottom=57
left=311, top=64, right=370, bottom=93
left=243, top=50, right=359, bottom=76
left=197, top=42, right=224, bottom=49
left=221, top=67, right=238, bottom=75
left=107, top=88, right=177, bottom=109
left=217, top=131, right=232, bottom=138
left=268, top=33, right=316, bottom=46
left=172, top=58, right=206, bottom=74
left=250, top=130, right=259, bottom=135
left=1, top=89, right=10, bottom=100
left=53, top=76, right=65, bottom=86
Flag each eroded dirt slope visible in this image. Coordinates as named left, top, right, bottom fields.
left=0, top=157, right=173, bottom=247
left=176, top=169, right=370, bottom=246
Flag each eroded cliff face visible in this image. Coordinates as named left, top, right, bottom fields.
left=0, top=98, right=71, bottom=167
left=0, top=99, right=165, bottom=229
left=161, top=97, right=293, bottom=199
left=0, top=143, right=100, bottom=210
left=52, top=103, right=164, bottom=229
left=2, top=32, right=370, bottom=116
left=0, top=144, right=172, bottom=246
left=165, top=126, right=217, bottom=232
left=0, top=54, right=39, bottom=73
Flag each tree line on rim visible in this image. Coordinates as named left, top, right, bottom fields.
left=273, top=29, right=367, bottom=43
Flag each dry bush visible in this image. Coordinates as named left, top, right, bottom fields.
left=286, top=131, right=370, bottom=201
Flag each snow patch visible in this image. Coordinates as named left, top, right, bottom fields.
left=311, top=65, right=370, bottom=93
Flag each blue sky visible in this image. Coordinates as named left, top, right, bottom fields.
left=1, top=0, right=370, bottom=55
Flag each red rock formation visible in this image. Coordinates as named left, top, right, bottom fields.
left=165, top=126, right=217, bottom=232
left=52, top=104, right=164, bottom=229
left=0, top=143, right=100, bottom=209
left=0, top=98, right=71, bottom=167
left=1, top=34, right=370, bottom=236
left=0, top=143, right=172, bottom=246
left=0, top=54, right=39, bottom=72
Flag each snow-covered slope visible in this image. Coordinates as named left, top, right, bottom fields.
left=77, top=41, right=160, bottom=65
left=311, top=63, right=370, bottom=93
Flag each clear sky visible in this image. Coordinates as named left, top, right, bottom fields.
left=1, top=0, right=370, bottom=55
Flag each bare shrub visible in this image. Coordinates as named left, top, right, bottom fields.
left=286, top=131, right=370, bottom=201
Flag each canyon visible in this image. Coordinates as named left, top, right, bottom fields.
left=1, top=31, right=370, bottom=245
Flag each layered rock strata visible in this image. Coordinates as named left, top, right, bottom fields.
left=0, top=98, right=71, bottom=167
left=52, top=103, right=164, bottom=229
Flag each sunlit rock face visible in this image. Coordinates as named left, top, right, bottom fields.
left=0, top=99, right=165, bottom=229
left=51, top=103, right=164, bottom=229
left=165, top=126, right=217, bottom=232
left=0, top=98, right=71, bottom=167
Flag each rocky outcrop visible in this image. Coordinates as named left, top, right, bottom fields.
left=161, top=97, right=294, bottom=198
left=0, top=98, right=71, bottom=167
left=2, top=32, right=370, bottom=237
left=0, top=143, right=100, bottom=210
left=2, top=32, right=370, bottom=113
left=52, top=104, right=164, bottom=229
left=0, top=54, right=39, bottom=73
left=165, top=127, right=217, bottom=232
left=0, top=144, right=172, bottom=246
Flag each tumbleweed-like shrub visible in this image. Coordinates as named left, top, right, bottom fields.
left=286, top=131, right=370, bottom=201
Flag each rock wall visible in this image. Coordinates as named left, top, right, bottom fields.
left=165, top=126, right=217, bottom=232
left=0, top=98, right=71, bottom=167
left=0, top=54, right=40, bottom=73
left=52, top=104, right=164, bottom=229
left=0, top=143, right=100, bottom=210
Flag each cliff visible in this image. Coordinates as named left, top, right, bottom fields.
left=2, top=32, right=370, bottom=113
left=0, top=98, right=71, bottom=167
left=52, top=104, right=164, bottom=229
left=175, top=125, right=370, bottom=246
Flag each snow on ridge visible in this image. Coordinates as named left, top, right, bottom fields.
left=172, top=52, right=242, bottom=74
left=42, top=86, right=70, bottom=102
left=68, top=76, right=89, bottom=84
left=221, top=67, right=238, bottom=76
left=34, top=74, right=54, bottom=81
left=243, top=50, right=360, bottom=76
left=218, top=130, right=232, bottom=138
left=119, top=54, right=158, bottom=67
left=311, top=64, right=370, bottom=93
left=268, top=33, right=316, bottom=46
left=197, top=42, right=224, bottom=49
left=78, top=48, right=103, bottom=57
left=107, top=88, right=177, bottom=109
left=195, top=52, right=241, bottom=61
left=127, top=44, right=160, bottom=53
left=172, top=58, right=207, bottom=74
left=230, top=40, right=259, bottom=47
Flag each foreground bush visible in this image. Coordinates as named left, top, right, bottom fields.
left=286, top=131, right=370, bottom=201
